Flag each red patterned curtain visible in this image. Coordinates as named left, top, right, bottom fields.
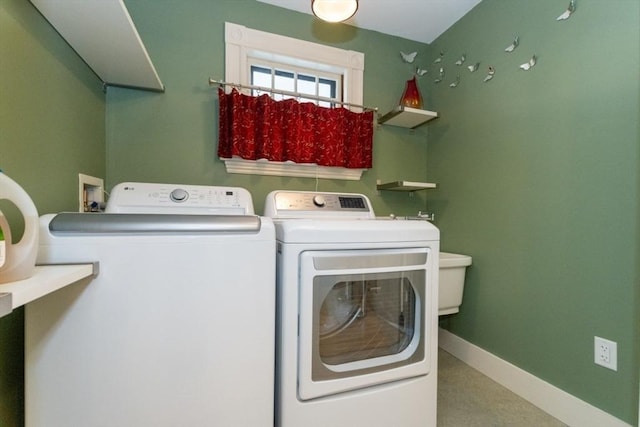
left=218, top=88, right=373, bottom=168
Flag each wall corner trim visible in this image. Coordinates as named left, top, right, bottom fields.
left=438, top=328, right=632, bottom=427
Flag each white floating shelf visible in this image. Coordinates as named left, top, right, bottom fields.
left=377, top=181, right=437, bottom=192
left=0, top=263, right=97, bottom=318
left=378, top=106, right=439, bottom=129
left=30, top=0, right=164, bottom=92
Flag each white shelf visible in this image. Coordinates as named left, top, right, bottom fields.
left=0, top=263, right=97, bottom=318
left=377, top=181, right=437, bottom=192
left=378, top=106, right=438, bottom=129
left=29, top=0, right=164, bottom=92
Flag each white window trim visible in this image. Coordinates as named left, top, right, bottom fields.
left=223, top=22, right=366, bottom=180
left=224, top=157, right=363, bottom=180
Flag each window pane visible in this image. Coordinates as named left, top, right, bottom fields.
left=297, top=73, right=316, bottom=96
left=249, top=61, right=339, bottom=106
left=319, top=78, right=336, bottom=99
left=273, top=69, right=294, bottom=100
left=250, top=66, right=272, bottom=96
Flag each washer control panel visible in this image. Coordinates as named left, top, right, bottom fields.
left=105, top=182, right=254, bottom=215
left=264, top=191, right=374, bottom=219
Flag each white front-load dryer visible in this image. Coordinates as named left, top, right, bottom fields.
left=265, top=190, right=440, bottom=427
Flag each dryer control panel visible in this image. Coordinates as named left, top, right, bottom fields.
left=264, top=191, right=374, bottom=219
left=105, top=182, right=254, bottom=215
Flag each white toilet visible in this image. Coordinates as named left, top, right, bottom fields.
left=438, top=252, right=472, bottom=315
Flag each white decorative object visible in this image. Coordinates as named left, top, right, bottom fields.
left=400, top=51, right=417, bottom=63
left=483, top=66, right=495, bottom=82
left=400, top=51, right=428, bottom=80
left=519, top=55, right=537, bottom=71
left=557, top=0, right=576, bottom=21
left=505, top=36, right=519, bottom=52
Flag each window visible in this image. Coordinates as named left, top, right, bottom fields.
left=224, top=22, right=366, bottom=180
left=249, top=63, right=340, bottom=108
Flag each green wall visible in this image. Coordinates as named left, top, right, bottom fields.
left=427, top=0, right=639, bottom=424
left=108, top=0, right=432, bottom=216
left=0, top=0, right=105, bottom=424
left=2, top=0, right=638, bottom=424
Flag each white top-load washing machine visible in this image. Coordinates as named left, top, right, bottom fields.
left=26, top=182, right=275, bottom=427
left=264, top=190, right=440, bottom=427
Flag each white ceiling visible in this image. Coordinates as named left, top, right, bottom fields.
left=256, top=0, right=482, bottom=44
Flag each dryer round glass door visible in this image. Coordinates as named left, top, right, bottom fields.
left=298, top=247, right=434, bottom=401
left=318, top=277, right=416, bottom=365
left=319, top=281, right=363, bottom=339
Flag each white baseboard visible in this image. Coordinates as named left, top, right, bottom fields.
left=438, top=328, right=632, bottom=427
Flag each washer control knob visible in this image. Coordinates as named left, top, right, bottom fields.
left=312, top=195, right=326, bottom=207
left=170, top=188, right=189, bottom=203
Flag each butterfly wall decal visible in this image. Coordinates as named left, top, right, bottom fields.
left=557, top=0, right=576, bottom=21
left=505, top=36, right=519, bottom=53
left=400, top=51, right=417, bottom=63
left=519, top=55, right=537, bottom=71
left=484, top=66, right=495, bottom=82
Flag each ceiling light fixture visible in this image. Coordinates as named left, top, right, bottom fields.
left=311, top=0, right=358, bottom=23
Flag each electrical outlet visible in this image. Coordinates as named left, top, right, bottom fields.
left=594, top=336, right=617, bottom=371
left=78, top=174, right=104, bottom=212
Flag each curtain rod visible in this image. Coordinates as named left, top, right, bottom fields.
left=208, top=78, right=377, bottom=112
